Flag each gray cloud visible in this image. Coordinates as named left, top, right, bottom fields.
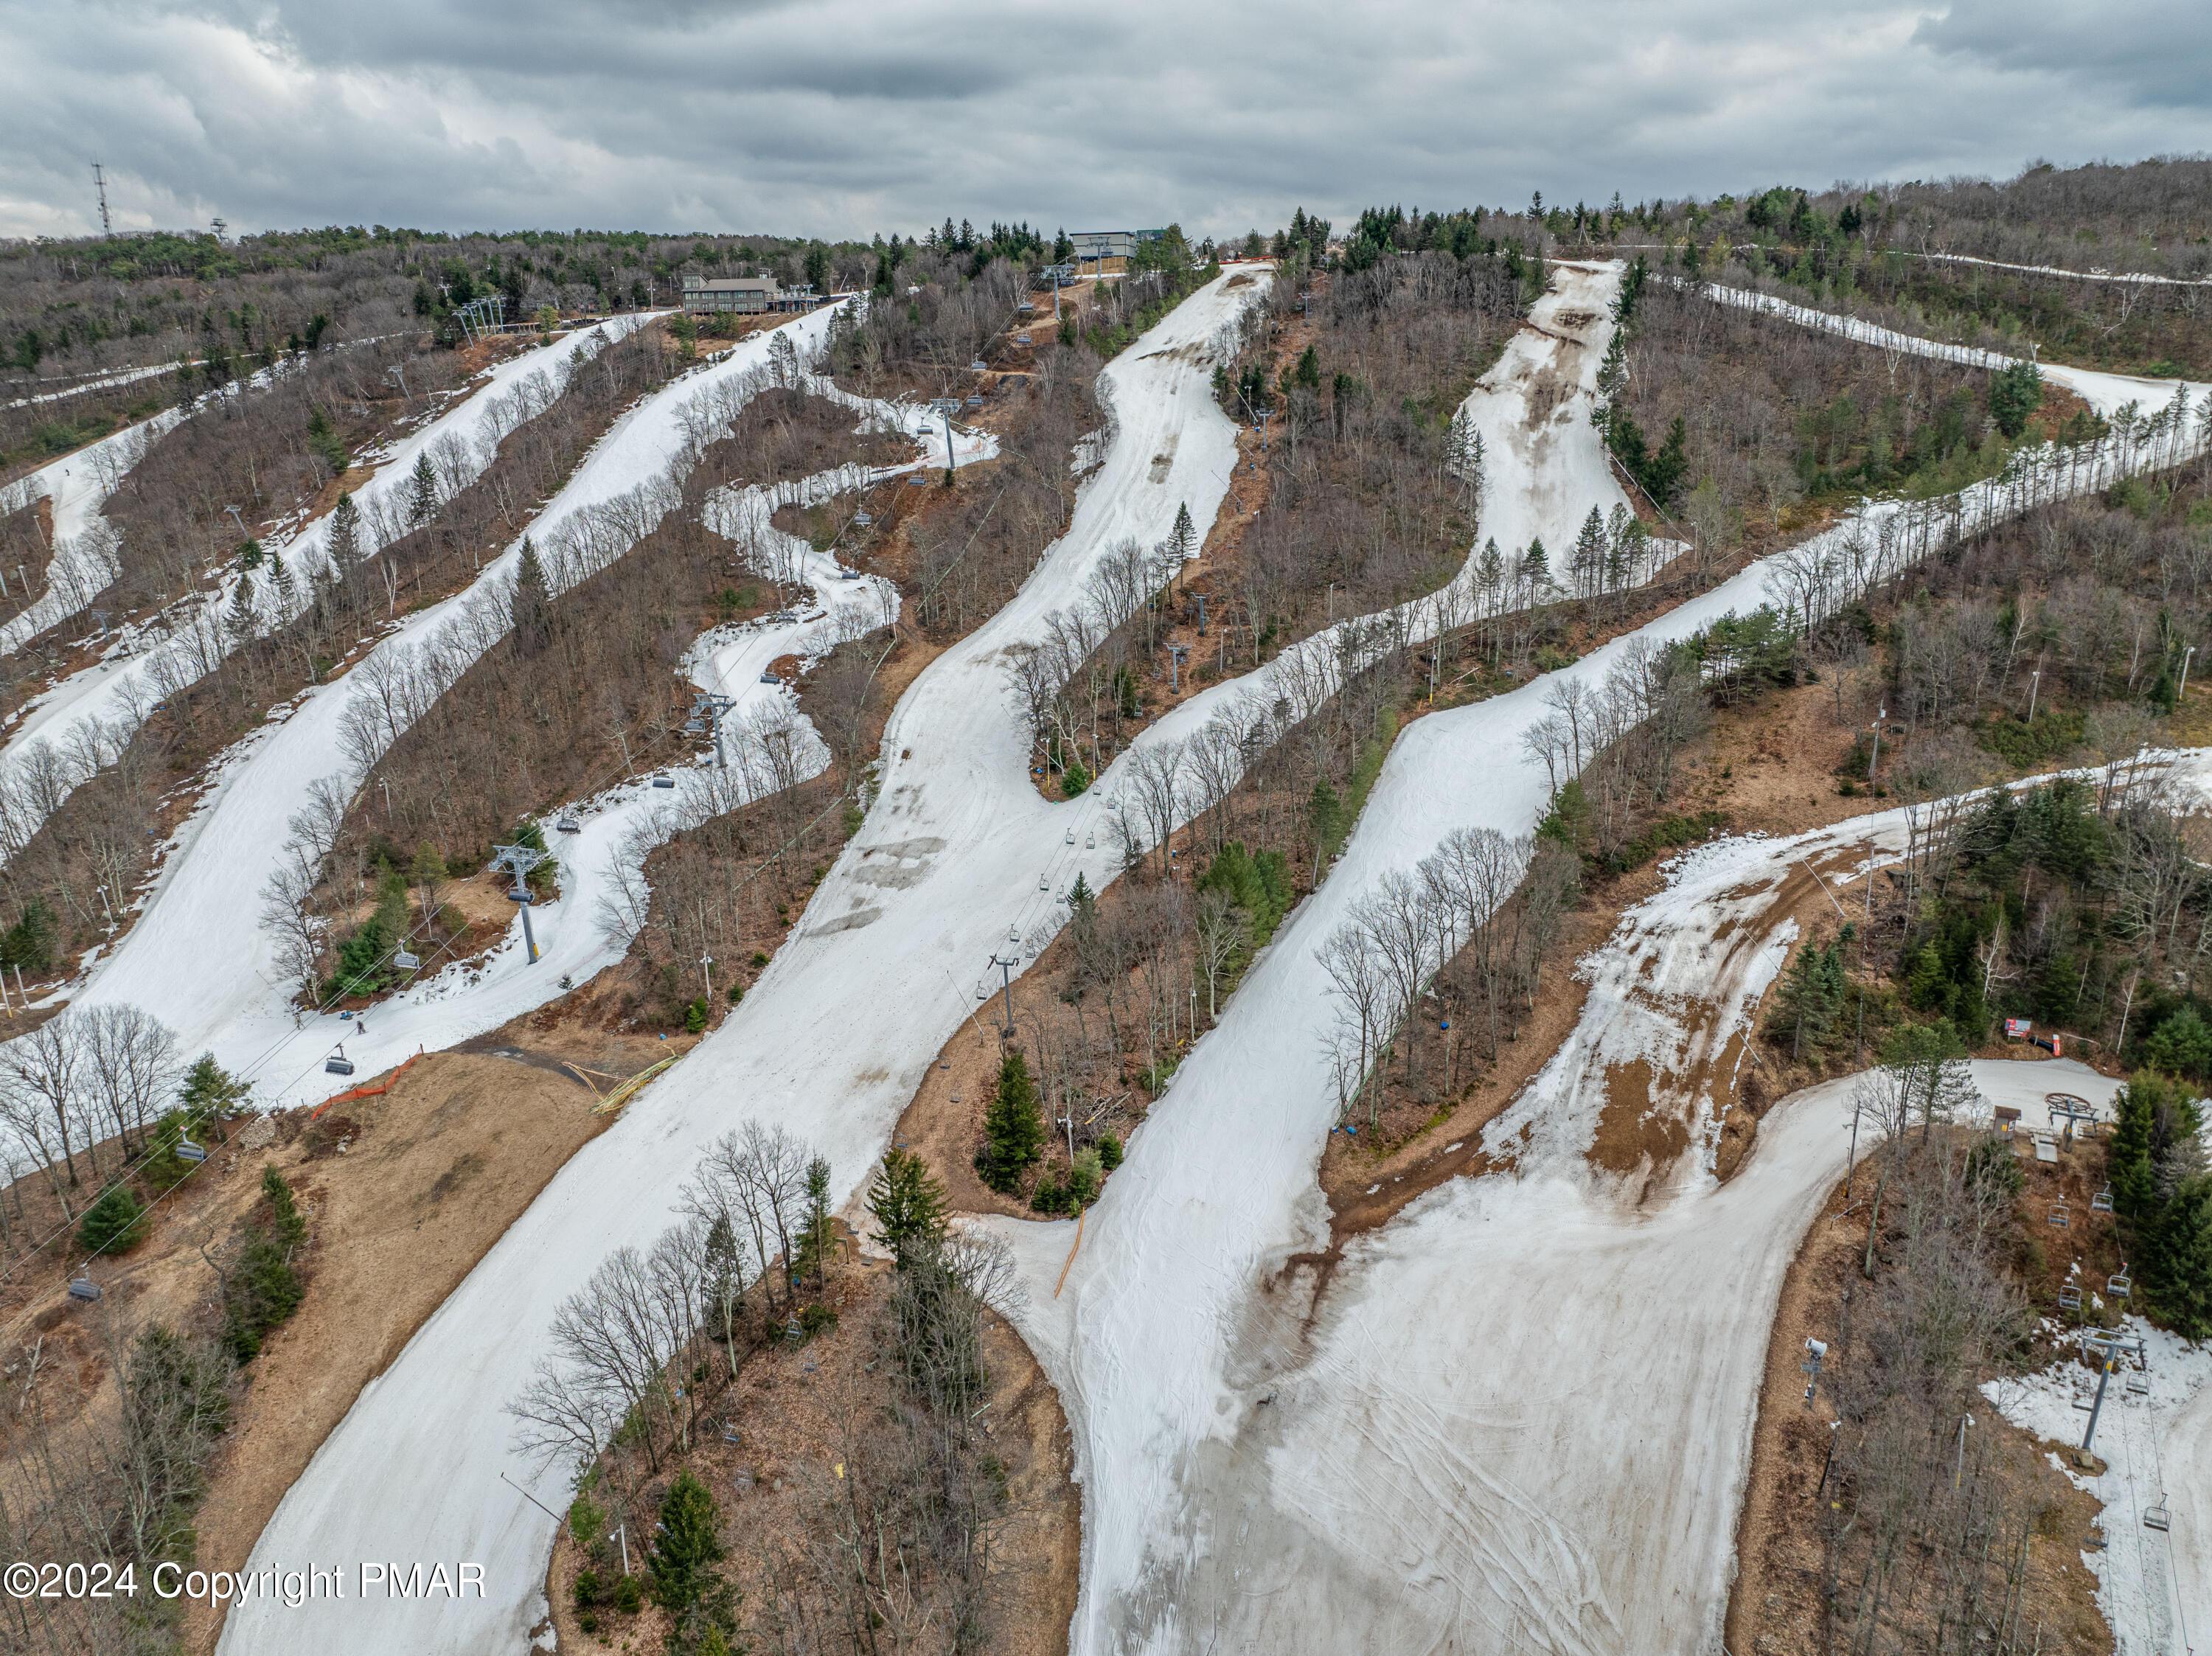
left=2, top=0, right=2208, bottom=241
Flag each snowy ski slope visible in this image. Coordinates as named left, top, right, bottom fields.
left=0, top=318, right=658, bottom=863
left=985, top=272, right=2212, bottom=1656
left=216, top=266, right=1271, bottom=1655
left=0, top=410, right=181, bottom=653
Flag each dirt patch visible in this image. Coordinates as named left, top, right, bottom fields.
left=183, top=1028, right=672, bottom=1651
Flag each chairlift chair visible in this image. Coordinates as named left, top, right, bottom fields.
left=325, top=1048, right=355, bottom=1077
left=2057, top=1284, right=2082, bottom=1312
left=1065, top=828, right=1076, bottom=845
left=760, top=670, right=780, bottom=685
left=2145, top=1500, right=2171, bottom=1532
left=2107, top=1269, right=2132, bottom=1299
left=1085, top=832, right=1096, bottom=849
left=557, top=814, right=582, bottom=834
left=651, top=773, right=676, bottom=790
left=854, top=509, right=874, bottom=526
left=67, top=1276, right=101, bottom=1303
left=1015, top=333, right=1034, bottom=345
left=2126, top=1370, right=2151, bottom=1396
left=176, top=1138, right=206, bottom=1163
left=907, top=473, right=926, bottom=487
left=1040, top=875, right=1050, bottom=891
left=684, top=717, right=706, bottom=735
left=2092, top=1186, right=2114, bottom=1212
left=969, top=358, right=988, bottom=372
left=2048, top=1200, right=2070, bottom=1228
left=965, top=394, right=984, bottom=408
left=393, top=949, right=421, bottom=972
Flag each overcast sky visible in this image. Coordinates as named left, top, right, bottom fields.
left=2, top=0, right=2206, bottom=244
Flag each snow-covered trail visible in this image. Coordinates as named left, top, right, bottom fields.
left=46, top=310, right=848, bottom=1079
left=0, top=409, right=181, bottom=653
left=217, top=267, right=1270, bottom=1656
left=1699, top=279, right=2210, bottom=422
left=0, top=317, right=661, bottom=863
left=233, top=453, right=915, bottom=1109
left=988, top=285, right=2211, bottom=1653
left=1110, top=262, right=1663, bottom=765
left=4, top=358, right=184, bottom=408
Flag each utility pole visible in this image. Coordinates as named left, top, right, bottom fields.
left=1867, top=706, right=1886, bottom=789
left=92, top=161, right=111, bottom=237
left=1168, top=644, right=1188, bottom=693
left=490, top=841, right=551, bottom=964
left=699, top=952, right=714, bottom=1002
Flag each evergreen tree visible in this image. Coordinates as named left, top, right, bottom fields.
left=1646, top=415, right=1689, bottom=504
left=1168, top=501, right=1196, bottom=567
left=2109, top=1071, right=2176, bottom=1225
left=2148, top=1175, right=2212, bottom=1338
left=326, top=491, right=361, bottom=573
left=225, top=568, right=257, bottom=645
left=77, top=1184, right=148, bottom=1255
left=1769, top=933, right=1851, bottom=1060
left=1309, top=780, right=1346, bottom=876
left=180, top=1054, right=249, bottom=1123
left=1474, top=537, right=1506, bottom=601
left=408, top=452, right=439, bottom=526
left=512, top=536, right=553, bottom=657
left=1519, top=536, right=1551, bottom=591
left=647, top=1470, right=725, bottom=1613
left=267, top=548, right=296, bottom=616
left=796, top=1154, right=835, bottom=1287
left=868, top=1148, right=947, bottom=1266
left=1570, top=507, right=1607, bottom=596
left=977, top=1049, right=1046, bottom=1193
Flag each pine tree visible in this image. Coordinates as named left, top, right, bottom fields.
left=1519, top=536, right=1551, bottom=591
left=977, top=1049, right=1046, bottom=1193
left=512, top=537, right=552, bottom=656
left=326, top=491, right=361, bottom=574
left=796, top=1154, right=835, bottom=1287
left=1570, top=507, right=1607, bottom=597
left=2148, top=1174, right=2212, bottom=1339
left=647, top=1471, right=724, bottom=1612
left=1647, top=415, right=1689, bottom=505
left=268, top=549, right=296, bottom=616
left=226, top=568, right=258, bottom=645
left=1169, top=501, right=1196, bottom=567
left=408, top=452, right=439, bottom=526
left=868, top=1148, right=946, bottom=1266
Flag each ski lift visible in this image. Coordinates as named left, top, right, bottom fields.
left=67, top=1276, right=101, bottom=1303
left=907, top=473, right=926, bottom=487
left=854, top=509, right=874, bottom=526
left=325, top=1048, right=355, bottom=1077
left=975, top=981, right=990, bottom=999
left=1039, top=874, right=1050, bottom=891
left=2107, top=1267, right=2132, bottom=1299
left=2048, top=1200, right=2070, bottom=1228
left=759, top=670, right=780, bottom=685
left=557, top=814, right=582, bottom=834
left=393, top=949, right=421, bottom=972
left=969, top=358, right=988, bottom=372
left=2145, top=1500, right=2171, bottom=1532
left=651, top=773, right=676, bottom=789
left=176, top=1138, right=206, bottom=1163
left=1085, top=832, right=1096, bottom=849
left=684, top=717, right=706, bottom=735
left=2058, top=1284, right=2082, bottom=1312
left=965, top=394, right=984, bottom=408
left=1015, top=332, right=1033, bottom=346
left=1008, top=924, right=1020, bottom=942
left=2126, top=1369, right=2151, bottom=1396
left=1065, top=828, right=1076, bottom=845
left=2092, top=1186, right=2114, bottom=1212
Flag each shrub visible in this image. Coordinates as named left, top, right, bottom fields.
left=77, top=1184, right=148, bottom=1255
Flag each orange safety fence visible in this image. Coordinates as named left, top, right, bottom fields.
left=311, top=1047, right=424, bottom=1119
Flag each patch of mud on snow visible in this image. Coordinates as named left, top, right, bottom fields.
left=1983, top=1318, right=2212, bottom=1655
